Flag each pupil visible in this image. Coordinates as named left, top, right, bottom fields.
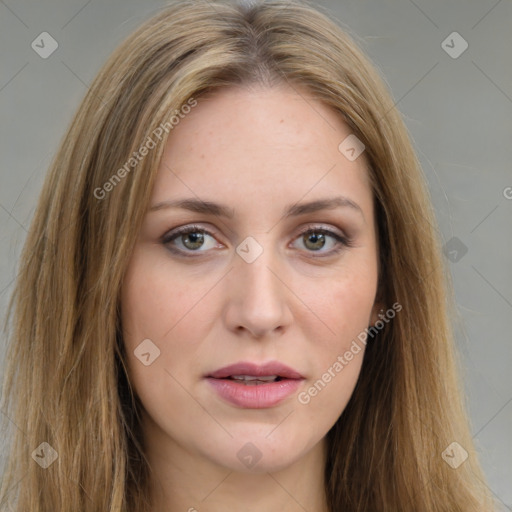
left=304, top=232, right=325, bottom=250
left=183, top=232, right=204, bottom=250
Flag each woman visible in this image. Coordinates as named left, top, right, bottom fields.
left=0, top=0, right=495, bottom=510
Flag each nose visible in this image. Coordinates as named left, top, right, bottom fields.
left=222, top=247, right=293, bottom=339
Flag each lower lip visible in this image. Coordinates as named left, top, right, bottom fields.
left=206, top=377, right=303, bottom=409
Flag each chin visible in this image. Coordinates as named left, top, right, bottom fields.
left=202, top=428, right=318, bottom=474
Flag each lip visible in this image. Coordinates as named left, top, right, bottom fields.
left=205, top=361, right=305, bottom=409
left=207, top=361, right=304, bottom=380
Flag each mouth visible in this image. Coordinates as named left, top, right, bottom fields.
left=205, top=361, right=304, bottom=408
left=219, top=375, right=285, bottom=385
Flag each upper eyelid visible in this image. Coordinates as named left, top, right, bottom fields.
left=162, top=224, right=217, bottom=239
left=162, top=222, right=345, bottom=238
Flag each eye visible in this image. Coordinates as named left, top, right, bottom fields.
left=291, top=226, right=353, bottom=256
left=162, top=224, right=353, bottom=258
left=162, top=225, right=221, bottom=254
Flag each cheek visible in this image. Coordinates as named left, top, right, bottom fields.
left=120, top=247, right=221, bottom=396
left=121, top=247, right=214, bottom=346
left=333, top=273, right=377, bottom=341
left=293, top=263, right=377, bottom=415
left=298, top=262, right=378, bottom=351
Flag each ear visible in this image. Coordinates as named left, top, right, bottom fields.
left=369, top=300, right=386, bottom=327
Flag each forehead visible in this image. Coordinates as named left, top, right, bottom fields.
left=151, top=85, right=373, bottom=218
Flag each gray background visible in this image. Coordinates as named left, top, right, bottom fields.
left=0, top=0, right=511, bottom=508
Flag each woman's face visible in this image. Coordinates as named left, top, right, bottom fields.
left=121, top=84, right=381, bottom=474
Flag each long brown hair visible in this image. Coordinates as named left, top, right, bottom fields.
left=0, top=0, right=495, bottom=510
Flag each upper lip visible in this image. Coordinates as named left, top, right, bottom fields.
left=206, top=361, right=304, bottom=380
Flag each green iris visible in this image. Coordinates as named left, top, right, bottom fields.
left=303, top=232, right=325, bottom=250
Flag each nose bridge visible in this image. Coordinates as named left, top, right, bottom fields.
left=236, top=241, right=283, bottom=304
left=224, top=237, right=292, bottom=336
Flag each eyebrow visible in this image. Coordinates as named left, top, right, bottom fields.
left=149, top=196, right=364, bottom=220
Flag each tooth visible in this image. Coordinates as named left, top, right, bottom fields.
left=231, top=375, right=278, bottom=381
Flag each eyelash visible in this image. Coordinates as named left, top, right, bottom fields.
left=161, top=224, right=354, bottom=258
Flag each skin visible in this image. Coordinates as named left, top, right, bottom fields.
left=121, top=84, right=383, bottom=512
